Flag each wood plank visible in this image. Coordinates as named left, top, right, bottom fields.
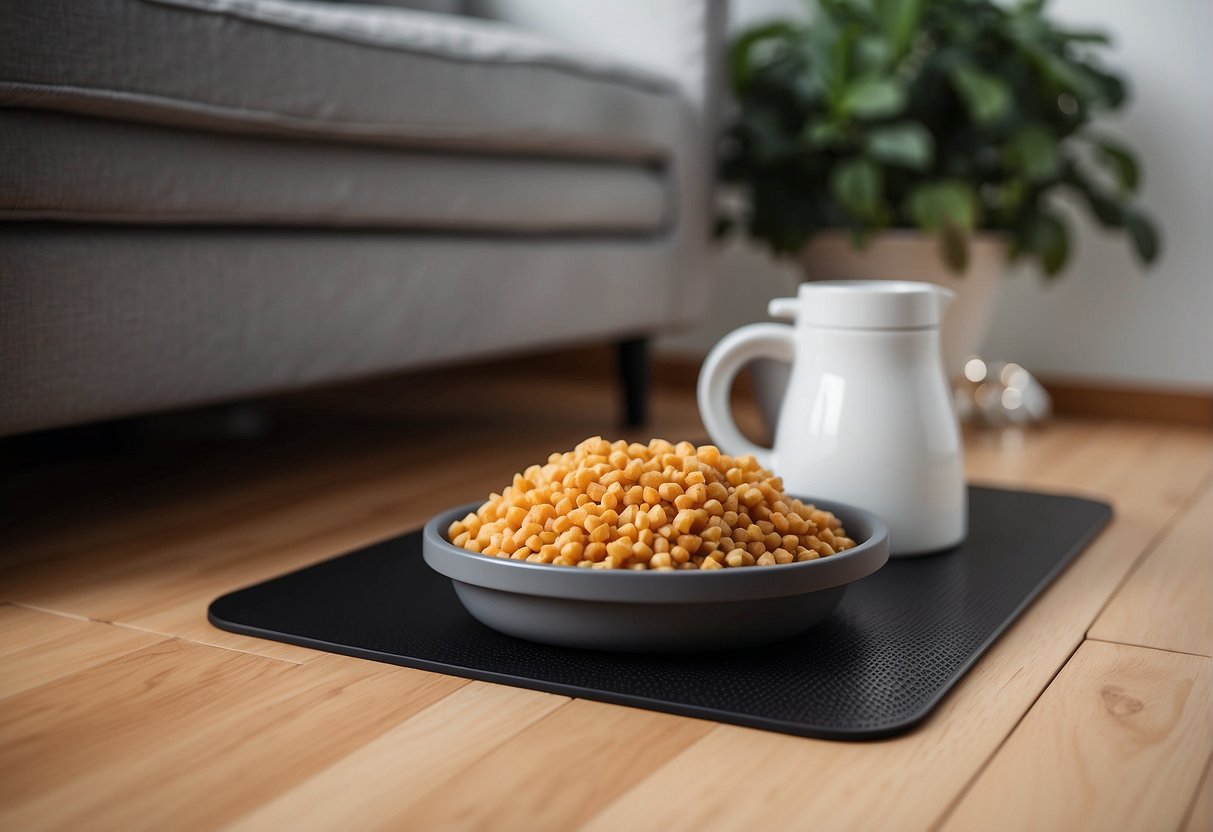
left=231, top=682, right=568, bottom=831
left=0, top=461, right=503, bottom=662
left=0, top=604, right=88, bottom=655
left=941, top=641, right=1212, bottom=832
left=962, top=419, right=1100, bottom=488
left=1183, top=755, right=1213, bottom=832
left=2, top=370, right=1210, bottom=831
left=1089, top=484, right=1213, bottom=656
left=581, top=424, right=1213, bottom=832
left=0, top=381, right=710, bottom=664
left=0, top=604, right=164, bottom=700
left=0, top=639, right=292, bottom=820
left=395, top=700, right=713, bottom=831
left=0, top=641, right=464, bottom=830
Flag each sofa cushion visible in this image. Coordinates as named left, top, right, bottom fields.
left=0, top=224, right=687, bottom=435
left=1, top=109, right=668, bottom=232
left=0, top=0, right=690, bottom=162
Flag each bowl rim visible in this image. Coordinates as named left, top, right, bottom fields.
left=422, top=496, right=889, bottom=603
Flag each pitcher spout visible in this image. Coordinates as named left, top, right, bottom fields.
left=768, top=297, right=799, bottom=320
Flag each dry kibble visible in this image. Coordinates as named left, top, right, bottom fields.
left=658, top=482, right=683, bottom=502
left=448, top=437, right=855, bottom=570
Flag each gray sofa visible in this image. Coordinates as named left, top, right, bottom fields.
left=0, top=0, right=723, bottom=435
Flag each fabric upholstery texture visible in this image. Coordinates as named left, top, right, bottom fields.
left=0, top=225, right=682, bottom=435
left=0, top=0, right=686, bottom=159
left=0, top=0, right=722, bottom=435
left=1, top=109, right=668, bottom=231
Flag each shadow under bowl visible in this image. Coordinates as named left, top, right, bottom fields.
left=423, top=496, right=889, bottom=652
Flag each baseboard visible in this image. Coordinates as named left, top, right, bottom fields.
left=443, top=345, right=1212, bottom=428
left=645, top=354, right=1212, bottom=428
left=1035, top=377, right=1213, bottom=428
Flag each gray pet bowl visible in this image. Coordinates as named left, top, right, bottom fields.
left=423, top=497, right=889, bottom=652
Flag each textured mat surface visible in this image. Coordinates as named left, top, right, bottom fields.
left=210, top=486, right=1111, bottom=739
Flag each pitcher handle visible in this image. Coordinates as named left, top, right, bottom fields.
left=696, top=323, right=796, bottom=471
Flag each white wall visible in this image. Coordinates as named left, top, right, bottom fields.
left=661, top=0, right=1213, bottom=391
left=984, top=0, right=1213, bottom=389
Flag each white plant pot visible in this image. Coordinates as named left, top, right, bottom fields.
left=750, top=231, right=1007, bottom=432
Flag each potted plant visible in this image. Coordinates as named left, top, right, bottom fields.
left=718, top=0, right=1159, bottom=390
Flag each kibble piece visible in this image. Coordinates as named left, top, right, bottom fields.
left=448, top=437, right=855, bottom=569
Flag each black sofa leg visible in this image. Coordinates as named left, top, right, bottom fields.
left=616, top=337, right=650, bottom=428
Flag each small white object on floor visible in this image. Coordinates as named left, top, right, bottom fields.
left=955, top=357, right=1052, bottom=426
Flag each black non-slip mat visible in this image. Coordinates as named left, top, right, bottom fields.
left=210, top=486, right=1110, bottom=740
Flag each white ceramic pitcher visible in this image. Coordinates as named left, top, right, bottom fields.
left=697, top=280, right=966, bottom=556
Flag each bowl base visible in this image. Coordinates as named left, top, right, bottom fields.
left=453, top=583, right=847, bottom=652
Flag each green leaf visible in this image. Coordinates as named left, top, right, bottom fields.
left=1065, top=166, right=1138, bottom=233
left=864, top=121, right=934, bottom=169
left=831, top=158, right=884, bottom=220
left=840, top=77, right=906, bottom=118
left=873, top=0, right=922, bottom=57
left=728, top=21, right=798, bottom=92
left=1040, top=54, right=1106, bottom=102
left=1124, top=211, right=1160, bottom=264
left=1006, top=21, right=1118, bottom=106
left=854, top=35, right=893, bottom=74
left=1022, top=209, right=1070, bottom=275
left=905, top=181, right=978, bottom=231
left=991, top=179, right=1028, bottom=221
left=1086, top=188, right=1125, bottom=226
left=745, top=108, right=799, bottom=162
left=1004, top=125, right=1061, bottom=183
left=949, top=64, right=1012, bottom=126
left=1091, top=138, right=1140, bottom=193
left=905, top=181, right=978, bottom=273
left=828, top=23, right=861, bottom=91
left=802, top=120, right=847, bottom=149
left=1088, top=67, right=1128, bottom=108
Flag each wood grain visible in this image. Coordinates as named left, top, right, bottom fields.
left=941, top=640, right=1213, bottom=832
left=580, top=423, right=1213, bottom=832
left=0, top=639, right=288, bottom=820
left=232, top=682, right=568, bottom=832
left=1183, top=755, right=1213, bottom=832
left=0, top=604, right=164, bottom=700
left=0, top=380, right=716, bottom=665
left=396, top=700, right=714, bottom=831
left=0, top=454, right=516, bottom=663
left=1, top=370, right=1210, bottom=831
left=1089, top=484, right=1213, bottom=656
left=0, top=640, right=463, bottom=830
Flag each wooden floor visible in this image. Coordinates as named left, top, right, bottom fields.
left=2, top=366, right=1210, bottom=831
